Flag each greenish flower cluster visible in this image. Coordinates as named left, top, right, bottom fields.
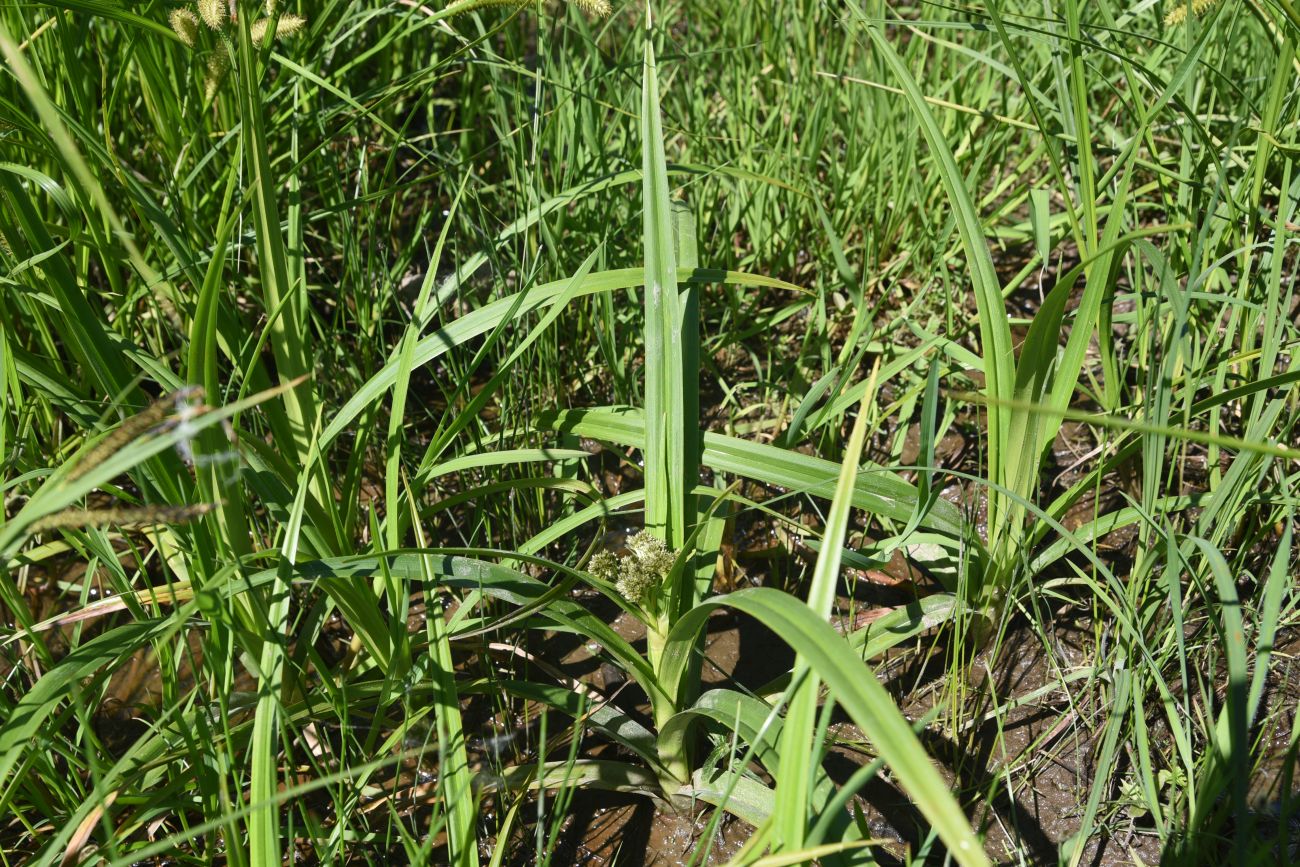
left=587, top=531, right=676, bottom=604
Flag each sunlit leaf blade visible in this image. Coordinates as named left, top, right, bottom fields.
left=535, top=407, right=969, bottom=539
left=662, top=588, right=989, bottom=866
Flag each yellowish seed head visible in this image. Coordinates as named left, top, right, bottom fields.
left=250, top=13, right=306, bottom=41
left=275, top=13, right=307, bottom=38
left=169, top=8, right=200, bottom=46
left=282, top=13, right=307, bottom=34
left=67, top=391, right=181, bottom=482
left=1164, top=0, right=1221, bottom=25
left=570, top=0, right=611, bottom=16
left=442, top=0, right=530, bottom=17
left=197, top=0, right=226, bottom=29
left=204, top=44, right=230, bottom=100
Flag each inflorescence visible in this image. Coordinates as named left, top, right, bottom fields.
left=588, top=531, right=677, bottom=605
left=168, top=1, right=307, bottom=100
left=1164, top=0, right=1222, bottom=26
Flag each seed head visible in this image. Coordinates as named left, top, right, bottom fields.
left=68, top=393, right=176, bottom=482
left=613, top=531, right=676, bottom=604
left=570, top=0, right=612, bottom=16
left=626, top=531, right=674, bottom=570
left=588, top=550, right=619, bottom=583
left=586, top=532, right=677, bottom=604
left=1164, top=0, right=1220, bottom=25
left=197, top=0, right=227, bottom=29
left=442, top=0, right=530, bottom=17
left=250, top=13, right=306, bottom=42
left=170, top=8, right=201, bottom=46
left=32, top=503, right=216, bottom=534
left=204, top=44, right=230, bottom=100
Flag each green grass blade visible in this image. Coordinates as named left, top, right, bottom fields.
left=662, top=588, right=989, bottom=866
left=0, top=617, right=182, bottom=797
left=641, top=25, right=690, bottom=550
left=385, top=183, right=465, bottom=550
left=246, top=417, right=321, bottom=866
left=416, top=528, right=479, bottom=866
left=774, top=375, right=875, bottom=850
left=232, top=12, right=332, bottom=551
left=321, top=268, right=798, bottom=449
left=846, top=2, right=1014, bottom=541
left=534, top=407, right=969, bottom=538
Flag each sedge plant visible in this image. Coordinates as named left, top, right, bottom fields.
left=2, top=0, right=1297, bottom=864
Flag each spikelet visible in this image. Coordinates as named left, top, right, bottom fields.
left=250, top=13, right=306, bottom=42
left=570, top=0, right=611, bottom=17
left=277, top=13, right=307, bottom=37
left=31, top=503, right=216, bottom=533
left=442, top=0, right=611, bottom=19
left=68, top=394, right=176, bottom=482
left=1164, top=0, right=1221, bottom=25
left=169, top=8, right=201, bottom=46
left=442, top=0, right=530, bottom=17
left=197, top=0, right=226, bottom=29
left=204, top=44, right=230, bottom=101
left=265, top=0, right=278, bottom=13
